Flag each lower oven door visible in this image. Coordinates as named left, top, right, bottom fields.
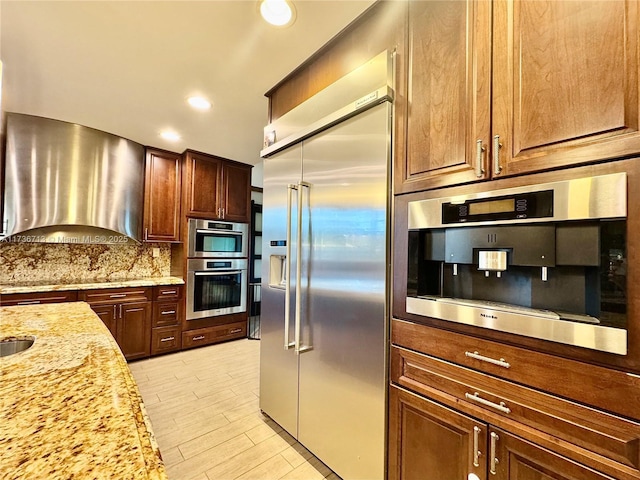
left=187, top=259, right=247, bottom=320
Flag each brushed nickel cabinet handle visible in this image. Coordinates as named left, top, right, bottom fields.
left=229, top=328, right=242, bottom=334
left=465, top=392, right=511, bottom=414
left=113, top=305, right=117, bottom=318
left=17, top=300, right=41, bottom=305
left=493, top=135, right=502, bottom=175
left=465, top=351, right=510, bottom=369
left=192, top=335, right=206, bottom=341
left=119, top=304, right=123, bottom=319
left=161, top=290, right=177, bottom=295
left=490, top=431, right=499, bottom=475
left=110, top=294, right=127, bottom=298
left=160, top=336, right=175, bottom=342
left=475, top=140, right=485, bottom=178
left=145, top=227, right=148, bottom=240
left=473, top=426, right=481, bottom=467
left=161, top=310, right=176, bottom=315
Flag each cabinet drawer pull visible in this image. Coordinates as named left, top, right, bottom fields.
left=229, top=328, right=242, bottom=334
left=161, top=310, right=176, bottom=315
left=109, top=294, right=127, bottom=298
left=160, top=336, right=175, bottom=342
left=465, top=351, right=510, bottom=369
left=490, top=432, right=499, bottom=475
left=465, top=392, right=511, bottom=414
left=17, top=300, right=41, bottom=305
left=192, top=335, right=206, bottom=341
left=473, top=426, right=481, bottom=467
left=161, top=290, right=177, bottom=295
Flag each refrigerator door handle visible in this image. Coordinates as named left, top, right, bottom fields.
left=284, top=184, right=297, bottom=350
left=296, top=181, right=313, bottom=354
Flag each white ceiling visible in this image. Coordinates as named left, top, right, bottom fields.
left=0, top=0, right=376, bottom=170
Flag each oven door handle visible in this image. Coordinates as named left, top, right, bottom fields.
left=193, top=270, right=244, bottom=276
left=195, top=229, right=242, bottom=236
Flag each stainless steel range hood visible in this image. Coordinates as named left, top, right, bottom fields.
left=2, top=113, right=145, bottom=244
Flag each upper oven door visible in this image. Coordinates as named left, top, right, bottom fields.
left=187, top=219, right=248, bottom=258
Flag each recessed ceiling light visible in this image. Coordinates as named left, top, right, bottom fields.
left=188, top=96, right=212, bottom=110
left=160, top=130, right=181, bottom=142
left=260, top=0, right=295, bottom=27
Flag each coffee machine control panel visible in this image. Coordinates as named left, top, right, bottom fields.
left=442, top=190, right=553, bottom=224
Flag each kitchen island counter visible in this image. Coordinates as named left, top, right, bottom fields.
left=0, top=302, right=166, bottom=479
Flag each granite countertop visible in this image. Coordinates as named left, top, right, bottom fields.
left=0, top=276, right=184, bottom=295
left=0, top=302, right=167, bottom=479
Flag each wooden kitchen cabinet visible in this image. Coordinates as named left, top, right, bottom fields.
left=389, top=385, right=486, bottom=480
left=390, top=323, right=640, bottom=480
left=143, top=147, right=182, bottom=242
left=183, top=150, right=251, bottom=223
left=400, top=0, right=491, bottom=192
left=78, top=287, right=152, bottom=360
left=150, top=285, right=182, bottom=355
left=390, top=386, right=616, bottom=480
left=0, top=290, right=78, bottom=306
left=398, top=0, right=640, bottom=194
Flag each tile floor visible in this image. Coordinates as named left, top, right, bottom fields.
left=129, top=339, right=339, bottom=480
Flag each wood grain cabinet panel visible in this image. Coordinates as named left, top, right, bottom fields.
left=401, top=0, right=491, bottom=191
left=399, top=0, right=640, bottom=193
left=492, top=0, right=640, bottom=177
left=0, top=290, right=77, bottom=306
left=143, top=148, right=182, bottom=242
left=391, top=345, right=640, bottom=477
left=183, top=150, right=251, bottom=223
left=79, top=287, right=152, bottom=361
left=389, top=385, right=486, bottom=480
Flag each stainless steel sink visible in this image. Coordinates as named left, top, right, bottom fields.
left=0, top=336, right=35, bottom=357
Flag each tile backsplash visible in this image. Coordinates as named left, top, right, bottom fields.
left=0, top=242, right=171, bottom=284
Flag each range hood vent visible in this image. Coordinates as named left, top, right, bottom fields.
left=2, top=113, right=145, bottom=244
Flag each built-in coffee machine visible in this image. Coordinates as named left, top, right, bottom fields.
left=406, top=173, right=627, bottom=355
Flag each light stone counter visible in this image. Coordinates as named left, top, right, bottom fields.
left=0, top=302, right=167, bottom=479
left=0, top=276, right=184, bottom=295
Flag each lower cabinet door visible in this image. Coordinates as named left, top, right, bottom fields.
left=117, top=301, right=151, bottom=360
left=91, top=304, right=118, bottom=339
left=389, top=385, right=487, bottom=480
left=491, top=428, right=617, bottom=480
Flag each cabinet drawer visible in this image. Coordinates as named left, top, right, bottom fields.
left=182, top=321, right=246, bottom=349
left=78, top=287, right=151, bottom=304
left=0, top=290, right=78, bottom=306
left=151, top=326, right=182, bottom=355
left=391, top=346, right=640, bottom=477
left=392, top=319, right=640, bottom=421
left=153, top=285, right=182, bottom=301
left=152, top=301, right=180, bottom=328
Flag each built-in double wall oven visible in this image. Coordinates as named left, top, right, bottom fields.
left=186, top=218, right=248, bottom=321
left=394, top=167, right=635, bottom=364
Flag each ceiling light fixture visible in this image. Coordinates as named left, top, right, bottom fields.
left=260, top=0, right=295, bottom=27
left=188, top=96, right=212, bottom=110
left=160, top=130, right=181, bottom=142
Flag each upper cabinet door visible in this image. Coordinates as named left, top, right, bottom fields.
left=220, top=162, right=251, bottom=223
left=184, top=151, right=223, bottom=219
left=399, top=0, right=492, bottom=194
left=143, top=148, right=182, bottom=242
left=492, top=0, right=640, bottom=177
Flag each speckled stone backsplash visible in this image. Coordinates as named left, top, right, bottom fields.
left=0, top=242, right=171, bottom=284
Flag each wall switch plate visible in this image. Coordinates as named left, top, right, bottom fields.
left=152, top=247, right=160, bottom=258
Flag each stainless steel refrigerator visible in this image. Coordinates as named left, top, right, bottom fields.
left=260, top=52, right=392, bottom=480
